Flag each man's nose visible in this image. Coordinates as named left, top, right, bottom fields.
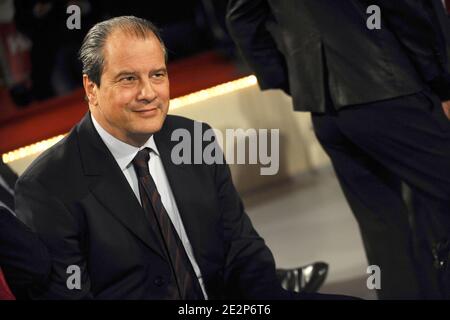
left=137, top=79, right=157, bottom=102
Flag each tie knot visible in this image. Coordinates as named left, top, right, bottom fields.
left=132, top=147, right=151, bottom=177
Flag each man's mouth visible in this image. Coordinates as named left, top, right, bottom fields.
left=133, top=106, right=159, bottom=116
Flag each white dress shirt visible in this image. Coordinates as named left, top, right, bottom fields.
left=91, top=115, right=207, bottom=299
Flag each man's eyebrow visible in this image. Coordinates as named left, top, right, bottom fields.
left=114, top=71, right=138, bottom=79
left=113, top=68, right=167, bottom=79
left=152, top=67, right=168, bottom=74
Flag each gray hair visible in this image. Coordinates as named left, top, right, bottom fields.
left=79, top=16, right=167, bottom=86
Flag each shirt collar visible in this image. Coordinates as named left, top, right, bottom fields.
left=91, top=114, right=160, bottom=171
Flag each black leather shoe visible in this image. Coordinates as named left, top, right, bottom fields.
left=276, top=262, right=329, bottom=293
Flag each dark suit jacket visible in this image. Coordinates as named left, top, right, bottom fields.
left=15, top=113, right=291, bottom=300
left=0, top=159, right=18, bottom=211
left=227, top=0, right=450, bottom=112
left=0, top=160, right=18, bottom=192
left=0, top=207, right=50, bottom=297
left=1, top=159, right=50, bottom=299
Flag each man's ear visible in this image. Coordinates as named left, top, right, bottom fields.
left=83, top=74, right=99, bottom=107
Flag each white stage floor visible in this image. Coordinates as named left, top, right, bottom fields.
left=242, top=166, right=378, bottom=300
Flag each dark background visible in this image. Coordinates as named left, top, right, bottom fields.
left=1, top=0, right=234, bottom=105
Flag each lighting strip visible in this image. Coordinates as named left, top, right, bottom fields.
left=2, top=135, right=66, bottom=164
left=2, top=76, right=258, bottom=164
left=170, top=75, right=257, bottom=109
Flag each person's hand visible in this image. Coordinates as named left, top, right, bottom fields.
left=442, top=100, right=450, bottom=120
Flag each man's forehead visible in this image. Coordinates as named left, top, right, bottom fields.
left=105, top=29, right=161, bottom=51
left=102, top=30, right=165, bottom=71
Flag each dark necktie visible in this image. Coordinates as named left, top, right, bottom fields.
left=132, top=148, right=204, bottom=300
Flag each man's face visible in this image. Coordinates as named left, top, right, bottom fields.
left=84, top=30, right=170, bottom=146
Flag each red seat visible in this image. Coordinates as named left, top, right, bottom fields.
left=0, top=268, right=15, bottom=300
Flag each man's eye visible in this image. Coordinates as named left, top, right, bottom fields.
left=121, top=76, right=136, bottom=82
left=153, top=73, right=165, bottom=78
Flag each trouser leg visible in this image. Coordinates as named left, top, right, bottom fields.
left=311, top=112, right=425, bottom=299
left=332, top=90, right=450, bottom=298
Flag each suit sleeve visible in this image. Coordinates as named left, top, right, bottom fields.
left=373, top=0, right=450, bottom=100
left=208, top=128, right=292, bottom=299
left=226, top=0, right=290, bottom=94
left=15, top=176, right=93, bottom=300
left=0, top=207, right=50, bottom=293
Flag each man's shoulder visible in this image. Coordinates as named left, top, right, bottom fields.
left=18, top=128, right=80, bottom=188
left=164, top=115, right=199, bottom=129
left=162, top=115, right=213, bottom=134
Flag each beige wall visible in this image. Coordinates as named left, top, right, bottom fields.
left=7, top=85, right=331, bottom=194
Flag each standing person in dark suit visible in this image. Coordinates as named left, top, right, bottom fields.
left=227, top=0, right=450, bottom=299
left=14, top=16, right=352, bottom=300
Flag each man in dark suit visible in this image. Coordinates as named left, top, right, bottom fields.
left=0, top=206, right=51, bottom=299
left=0, top=159, right=17, bottom=212
left=227, top=0, right=450, bottom=299
left=15, top=16, right=349, bottom=300
left=0, top=159, right=18, bottom=300
left=0, top=160, right=50, bottom=299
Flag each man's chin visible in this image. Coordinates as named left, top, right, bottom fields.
left=133, top=121, right=165, bottom=137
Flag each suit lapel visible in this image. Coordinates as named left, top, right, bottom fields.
left=76, top=113, right=166, bottom=260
